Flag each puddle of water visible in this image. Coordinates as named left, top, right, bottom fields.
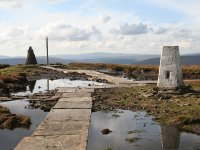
left=0, top=100, right=48, bottom=150
left=0, top=78, right=106, bottom=149
left=12, top=79, right=106, bottom=96
left=87, top=110, right=200, bottom=150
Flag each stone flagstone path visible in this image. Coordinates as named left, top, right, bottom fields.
left=15, top=87, right=94, bottom=150
left=15, top=66, right=156, bottom=150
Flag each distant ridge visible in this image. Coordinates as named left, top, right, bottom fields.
left=138, top=55, right=200, bottom=65
left=1, top=53, right=200, bottom=65
left=0, top=55, right=10, bottom=59
left=54, top=53, right=159, bottom=61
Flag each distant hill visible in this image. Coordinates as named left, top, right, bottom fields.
left=1, top=52, right=200, bottom=65
left=138, top=55, right=200, bottom=65
left=0, top=57, right=72, bottom=65
left=0, top=55, right=10, bottom=59
left=54, top=53, right=159, bottom=61
left=73, top=58, right=137, bottom=64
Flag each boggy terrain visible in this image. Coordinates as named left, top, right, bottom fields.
left=92, top=85, right=200, bottom=135
left=58, top=63, right=200, bottom=80
left=0, top=64, right=96, bottom=129
left=0, top=64, right=98, bottom=97
left=1, top=63, right=200, bottom=133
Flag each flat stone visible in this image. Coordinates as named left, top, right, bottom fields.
left=62, top=92, right=91, bottom=98
left=53, top=101, right=92, bottom=109
left=45, top=109, right=91, bottom=122
left=33, top=120, right=89, bottom=136
left=14, top=134, right=87, bottom=150
left=0, top=97, right=12, bottom=101
left=59, top=97, right=92, bottom=102
left=76, top=88, right=94, bottom=93
left=141, top=93, right=154, bottom=98
left=11, top=96, right=27, bottom=100
left=57, top=87, right=76, bottom=93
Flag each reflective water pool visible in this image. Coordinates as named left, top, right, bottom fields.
left=0, top=100, right=48, bottom=150
left=87, top=110, right=200, bottom=150
left=12, top=78, right=106, bottom=96
left=0, top=78, right=106, bottom=149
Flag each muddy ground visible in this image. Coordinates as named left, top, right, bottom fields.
left=92, top=85, right=200, bottom=135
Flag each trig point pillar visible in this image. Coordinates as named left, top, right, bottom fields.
left=157, top=46, right=183, bottom=88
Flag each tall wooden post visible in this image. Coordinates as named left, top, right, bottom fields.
left=46, top=36, right=49, bottom=65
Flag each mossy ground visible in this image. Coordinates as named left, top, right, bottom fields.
left=0, top=65, right=45, bottom=77
left=92, top=84, right=200, bottom=135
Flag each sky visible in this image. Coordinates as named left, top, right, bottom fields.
left=0, top=0, right=200, bottom=56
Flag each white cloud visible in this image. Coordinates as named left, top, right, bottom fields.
left=0, top=0, right=200, bottom=56
left=46, top=0, right=69, bottom=4
left=111, top=23, right=152, bottom=35
left=38, top=22, right=101, bottom=41
left=0, top=0, right=23, bottom=9
left=99, top=14, right=111, bottom=23
left=155, top=27, right=169, bottom=34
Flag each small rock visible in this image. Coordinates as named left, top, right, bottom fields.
left=101, top=128, right=112, bottom=135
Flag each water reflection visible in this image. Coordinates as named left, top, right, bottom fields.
left=47, top=79, right=49, bottom=92
left=0, top=100, right=48, bottom=149
left=13, top=79, right=106, bottom=96
left=160, top=125, right=180, bottom=150
left=28, top=80, right=36, bottom=93
left=87, top=110, right=200, bottom=150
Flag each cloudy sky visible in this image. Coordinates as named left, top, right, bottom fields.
left=0, top=0, right=200, bottom=56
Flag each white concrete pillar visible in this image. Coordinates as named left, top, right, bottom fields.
left=157, top=46, right=183, bottom=88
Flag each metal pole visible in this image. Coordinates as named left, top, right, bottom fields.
left=46, top=36, right=49, bottom=65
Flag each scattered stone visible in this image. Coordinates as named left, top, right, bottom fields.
left=112, top=114, right=120, bottom=118
left=141, top=93, right=154, bottom=98
left=101, top=128, right=112, bottom=135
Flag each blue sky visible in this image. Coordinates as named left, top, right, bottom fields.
left=0, top=0, right=199, bottom=56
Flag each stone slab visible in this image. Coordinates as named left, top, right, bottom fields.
left=0, top=97, right=12, bottom=101
left=53, top=101, right=92, bottom=109
left=45, top=109, right=91, bottom=122
left=34, top=120, right=89, bottom=136
left=57, top=87, right=76, bottom=93
left=14, top=134, right=87, bottom=150
left=76, top=88, right=94, bottom=93
left=59, top=97, right=92, bottom=102
left=62, top=92, right=91, bottom=98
